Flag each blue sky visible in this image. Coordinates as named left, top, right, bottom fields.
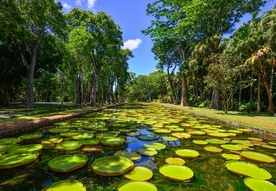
left=59, top=0, right=275, bottom=76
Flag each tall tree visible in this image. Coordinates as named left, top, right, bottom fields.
left=1, top=0, right=66, bottom=108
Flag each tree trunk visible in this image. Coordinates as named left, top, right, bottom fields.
left=26, top=50, right=37, bottom=108
left=257, top=75, right=261, bottom=113
left=180, top=75, right=189, bottom=106
left=211, top=87, right=220, bottom=109
left=90, top=71, right=99, bottom=107
left=238, top=73, right=242, bottom=109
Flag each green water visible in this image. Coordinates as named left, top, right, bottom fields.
left=0, top=104, right=275, bottom=191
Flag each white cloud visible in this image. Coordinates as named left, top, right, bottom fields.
left=75, top=0, right=83, bottom=6
left=62, top=2, right=72, bottom=10
left=122, top=38, right=142, bottom=50
left=87, top=0, right=97, bottom=9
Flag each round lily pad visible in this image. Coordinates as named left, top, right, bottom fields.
left=118, top=181, right=157, bottom=191
left=0, top=151, right=39, bottom=169
left=159, top=164, right=194, bottom=182
left=60, top=132, right=79, bottom=138
left=0, top=144, right=20, bottom=154
left=175, top=149, right=199, bottom=158
left=154, top=129, right=171, bottom=134
left=138, top=134, right=159, bottom=141
left=244, top=178, right=276, bottom=191
left=204, top=146, right=222, bottom=153
left=114, top=151, right=141, bottom=161
left=261, top=144, right=276, bottom=150
left=165, top=157, right=185, bottom=165
left=20, top=133, right=43, bottom=141
left=221, top=144, right=243, bottom=151
left=79, top=138, right=100, bottom=146
left=193, top=140, right=208, bottom=145
left=188, top=130, right=206, bottom=135
left=143, top=142, right=166, bottom=150
left=56, top=141, right=82, bottom=151
left=48, top=128, right=69, bottom=134
left=42, top=137, right=63, bottom=146
left=91, top=156, right=134, bottom=176
left=12, top=144, right=43, bottom=152
left=240, top=151, right=275, bottom=163
left=42, top=180, right=86, bottom=191
left=82, top=146, right=101, bottom=153
left=206, top=138, right=228, bottom=144
left=101, top=137, right=125, bottom=146
left=0, top=137, right=22, bottom=145
left=137, top=148, right=157, bottom=156
left=248, top=137, right=263, bottom=141
left=225, top=161, right=272, bottom=180
left=209, top=132, right=236, bottom=138
left=48, top=154, right=88, bottom=172
left=124, top=166, right=153, bottom=181
left=162, top=136, right=178, bottom=141
left=72, top=133, right=94, bottom=140
left=221, top=153, right=241, bottom=160
left=171, top=132, right=191, bottom=139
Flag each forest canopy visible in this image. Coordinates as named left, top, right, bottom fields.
left=0, top=0, right=275, bottom=115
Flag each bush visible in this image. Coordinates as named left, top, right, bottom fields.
left=199, top=99, right=211, bottom=108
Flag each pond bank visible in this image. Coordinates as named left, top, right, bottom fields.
left=0, top=103, right=123, bottom=138
left=162, top=103, right=276, bottom=138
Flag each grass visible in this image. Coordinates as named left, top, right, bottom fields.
left=161, top=103, right=276, bottom=133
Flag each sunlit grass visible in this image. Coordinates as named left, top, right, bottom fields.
left=161, top=103, right=276, bottom=133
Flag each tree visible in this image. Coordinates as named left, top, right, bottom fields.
left=1, top=0, right=66, bottom=108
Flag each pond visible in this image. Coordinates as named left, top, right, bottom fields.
left=0, top=103, right=275, bottom=191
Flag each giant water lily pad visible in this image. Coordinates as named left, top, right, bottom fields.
left=0, top=151, right=39, bottom=169
left=137, top=148, right=157, bottom=156
left=20, top=133, right=43, bottom=141
left=206, top=138, right=228, bottom=144
left=101, top=137, right=125, bottom=146
left=0, top=144, right=20, bottom=154
left=240, top=151, right=275, bottom=163
left=124, top=166, right=153, bottom=181
left=204, top=146, right=222, bottom=153
left=162, top=136, right=178, bottom=141
left=225, top=161, right=272, bottom=180
left=188, top=130, right=206, bottom=135
left=244, top=178, right=276, bottom=191
left=221, top=144, right=243, bottom=151
left=0, top=137, right=22, bottom=145
left=42, top=180, right=86, bottom=191
left=79, top=138, right=100, bottom=146
left=114, top=151, right=141, bottom=161
left=143, top=142, right=166, bottom=150
left=48, top=128, right=69, bottom=134
left=175, top=149, right=199, bottom=158
left=91, top=156, right=134, bottom=176
left=221, top=153, right=241, bottom=160
left=12, top=144, right=43, bottom=152
left=171, top=132, right=191, bottom=139
left=138, top=134, right=159, bottom=141
left=159, top=164, right=194, bottom=182
left=72, top=133, right=94, bottom=140
left=118, top=181, right=157, bottom=191
left=48, top=154, right=88, bottom=172
left=56, top=141, right=82, bottom=151
left=165, top=157, right=185, bottom=165
left=82, top=146, right=101, bottom=153
left=193, top=140, right=208, bottom=145
left=42, top=137, right=63, bottom=146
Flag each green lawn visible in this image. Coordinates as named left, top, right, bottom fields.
left=161, top=103, right=276, bottom=133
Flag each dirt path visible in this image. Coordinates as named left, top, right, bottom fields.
left=0, top=104, right=120, bottom=138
